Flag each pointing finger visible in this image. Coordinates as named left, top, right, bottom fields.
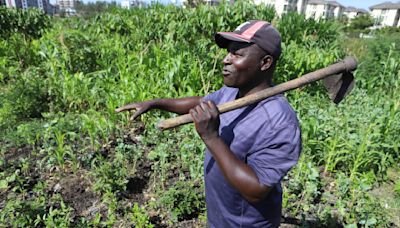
left=130, top=109, right=144, bottom=121
left=115, top=104, right=137, bottom=113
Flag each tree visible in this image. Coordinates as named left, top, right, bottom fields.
left=349, top=13, right=374, bottom=31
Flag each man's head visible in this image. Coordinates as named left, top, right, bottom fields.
left=215, top=20, right=282, bottom=62
left=214, top=21, right=281, bottom=90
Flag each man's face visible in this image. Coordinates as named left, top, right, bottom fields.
left=222, top=42, right=267, bottom=89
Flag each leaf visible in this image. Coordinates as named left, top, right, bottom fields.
left=0, top=179, right=8, bottom=189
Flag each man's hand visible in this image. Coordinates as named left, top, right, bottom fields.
left=115, top=100, right=158, bottom=120
left=189, top=101, right=220, bottom=141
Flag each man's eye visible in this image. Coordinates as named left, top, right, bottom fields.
left=230, top=51, right=241, bottom=56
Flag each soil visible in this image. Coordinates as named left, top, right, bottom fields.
left=4, top=145, right=32, bottom=161
left=117, top=159, right=152, bottom=205
left=48, top=170, right=104, bottom=221
left=2, top=145, right=33, bottom=170
left=1, top=122, right=209, bottom=227
left=0, top=145, right=41, bottom=210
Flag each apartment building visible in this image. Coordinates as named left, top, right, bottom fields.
left=305, top=0, right=344, bottom=19
left=343, top=6, right=368, bottom=20
left=5, top=0, right=52, bottom=12
left=370, top=1, right=400, bottom=27
left=56, top=0, right=76, bottom=11
left=253, top=0, right=308, bottom=15
left=5, top=0, right=22, bottom=8
left=121, top=0, right=146, bottom=9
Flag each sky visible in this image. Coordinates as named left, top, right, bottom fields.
left=337, top=0, right=387, bottom=10
left=56, top=0, right=391, bottom=10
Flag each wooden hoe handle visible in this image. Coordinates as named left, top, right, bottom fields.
left=157, top=56, right=357, bottom=131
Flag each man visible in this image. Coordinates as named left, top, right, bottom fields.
left=116, top=20, right=301, bottom=227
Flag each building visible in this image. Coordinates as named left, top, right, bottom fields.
left=56, top=0, right=76, bottom=11
left=4, top=0, right=55, bottom=14
left=121, top=0, right=146, bottom=9
left=253, top=0, right=308, bottom=15
left=253, top=0, right=347, bottom=18
left=343, top=6, right=369, bottom=20
left=5, top=0, right=22, bottom=8
left=305, top=0, right=344, bottom=19
left=370, top=1, right=400, bottom=27
left=1, top=0, right=6, bottom=6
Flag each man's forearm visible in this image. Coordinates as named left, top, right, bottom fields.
left=153, top=96, right=203, bottom=114
left=203, top=136, right=271, bottom=204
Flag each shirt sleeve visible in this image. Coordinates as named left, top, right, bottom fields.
left=246, top=123, right=301, bottom=187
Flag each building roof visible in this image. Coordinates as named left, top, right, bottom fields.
left=307, top=0, right=344, bottom=7
left=344, top=6, right=368, bottom=13
left=370, top=1, right=400, bottom=9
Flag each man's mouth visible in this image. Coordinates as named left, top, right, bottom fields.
left=222, top=69, right=230, bottom=76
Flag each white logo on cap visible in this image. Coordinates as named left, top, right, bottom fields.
left=235, top=22, right=251, bottom=32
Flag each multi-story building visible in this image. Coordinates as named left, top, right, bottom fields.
left=305, top=0, right=344, bottom=19
left=5, top=0, right=22, bottom=8
left=254, top=0, right=308, bottom=15
left=370, top=1, right=400, bottom=27
left=5, top=0, right=55, bottom=14
left=56, top=0, right=76, bottom=11
left=343, top=6, right=368, bottom=20
left=121, top=0, right=147, bottom=9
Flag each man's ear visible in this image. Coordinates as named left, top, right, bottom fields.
left=260, top=55, right=273, bottom=71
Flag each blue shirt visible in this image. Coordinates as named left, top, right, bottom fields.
left=203, top=86, right=301, bottom=227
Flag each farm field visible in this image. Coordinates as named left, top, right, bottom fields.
left=1, top=2, right=400, bottom=227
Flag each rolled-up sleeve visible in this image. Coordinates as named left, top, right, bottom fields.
left=247, top=124, right=301, bottom=187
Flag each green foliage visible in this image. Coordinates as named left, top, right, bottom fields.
left=395, top=180, right=400, bottom=197
left=355, top=35, right=400, bottom=92
left=2, top=69, right=49, bottom=119
left=159, top=180, right=205, bottom=222
left=75, top=1, right=119, bottom=19
left=278, top=12, right=341, bottom=48
left=348, top=14, right=374, bottom=31
left=0, top=7, right=51, bottom=40
left=131, top=203, right=154, bottom=228
left=375, top=26, right=400, bottom=35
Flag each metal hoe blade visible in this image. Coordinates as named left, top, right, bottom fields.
left=323, top=71, right=355, bottom=104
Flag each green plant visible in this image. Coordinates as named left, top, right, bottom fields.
left=131, top=203, right=154, bottom=228
left=159, top=180, right=205, bottom=222
left=0, top=7, right=50, bottom=40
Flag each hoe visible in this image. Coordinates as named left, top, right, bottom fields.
left=157, top=56, right=357, bottom=130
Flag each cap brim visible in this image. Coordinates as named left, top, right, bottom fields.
left=215, top=32, right=251, bottom=48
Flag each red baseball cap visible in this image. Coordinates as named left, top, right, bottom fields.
left=215, top=20, right=282, bottom=60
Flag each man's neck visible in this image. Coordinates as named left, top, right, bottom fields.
left=237, top=78, right=273, bottom=98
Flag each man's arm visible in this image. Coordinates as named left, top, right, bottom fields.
left=116, top=96, right=203, bottom=120
left=189, top=101, right=271, bottom=204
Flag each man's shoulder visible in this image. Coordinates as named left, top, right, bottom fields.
left=256, top=94, right=299, bottom=130
left=203, top=86, right=238, bottom=104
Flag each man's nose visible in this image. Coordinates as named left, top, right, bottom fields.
left=223, top=53, right=232, bottom=65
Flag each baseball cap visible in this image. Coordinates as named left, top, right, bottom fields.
left=215, top=20, right=282, bottom=60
